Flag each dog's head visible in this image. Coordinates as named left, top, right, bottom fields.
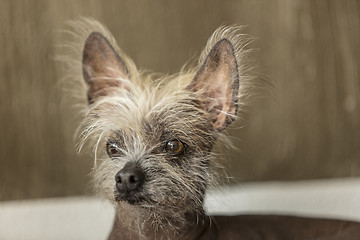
left=78, top=25, right=249, bottom=232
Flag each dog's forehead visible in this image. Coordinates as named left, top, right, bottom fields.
left=115, top=95, right=197, bottom=135
left=102, top=92, right=207, bottom=144
left=91, top=74, right=212, bottom=147
left=115, top=81, right=194, bottom=123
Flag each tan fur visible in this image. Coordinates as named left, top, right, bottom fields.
left=58, top=18, right=254, bottom=240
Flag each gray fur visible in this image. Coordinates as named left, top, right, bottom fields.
left=64, top=19, right=252, bottom=240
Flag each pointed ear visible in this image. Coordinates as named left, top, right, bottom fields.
left=82, top=32, right=129, bottom=104
left=188, top=39, right=239, bottom=131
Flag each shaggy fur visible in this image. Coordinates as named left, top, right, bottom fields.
left=58, top=19, right=360, bottom=240
left=60, top=19, right=253, bottom=239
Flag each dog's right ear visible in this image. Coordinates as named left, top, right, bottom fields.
left=82, top=32, right=129, bottom=104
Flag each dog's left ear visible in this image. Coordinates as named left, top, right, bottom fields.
left=188, top=39, right=239, bottom=131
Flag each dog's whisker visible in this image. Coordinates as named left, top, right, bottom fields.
left=60, top=18, right=257, bottom=240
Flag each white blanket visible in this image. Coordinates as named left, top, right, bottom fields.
left=1, top=178, right=360, bottom=240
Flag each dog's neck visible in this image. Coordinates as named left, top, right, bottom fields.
left=109, top=204, right=214, bottom=240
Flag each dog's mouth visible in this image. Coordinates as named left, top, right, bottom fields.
left=114, top=190, right=146, bottom=205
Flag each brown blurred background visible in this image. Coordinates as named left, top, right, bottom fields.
left=1, top=0, right=360, bottom=201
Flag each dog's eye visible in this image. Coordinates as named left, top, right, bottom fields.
left=106, top=140, right=121, bottom=157
left=165, top=140, right=184, bottom=155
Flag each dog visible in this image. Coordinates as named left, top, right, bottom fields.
left=64, top=19, right=360, bottom=240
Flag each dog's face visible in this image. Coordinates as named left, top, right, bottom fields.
left=79, top=30, right=240, bottom=228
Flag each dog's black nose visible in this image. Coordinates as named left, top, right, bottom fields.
left=115, top=164, right=145, bottom=192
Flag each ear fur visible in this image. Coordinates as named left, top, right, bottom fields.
left=82, top=32, right=129, bottom=104
left=189, top=39, right=239, bottom=131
